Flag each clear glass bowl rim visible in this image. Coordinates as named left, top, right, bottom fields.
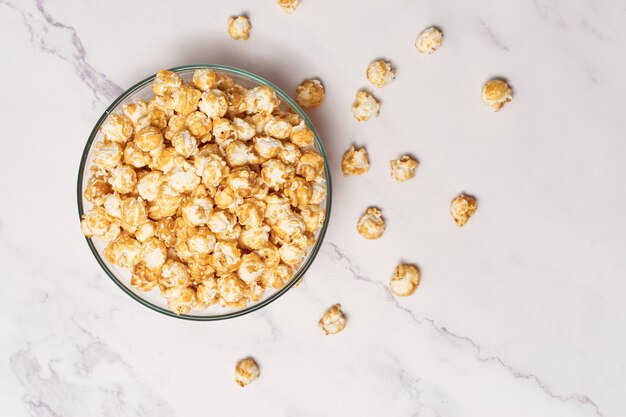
left=76, top=64, right=333, bottom=321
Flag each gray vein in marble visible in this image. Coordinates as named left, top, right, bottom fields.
left=533, top=0, right=567, bottom=28
left=0, top=0, right=122, bottom=105
left=478, top=20, right=510, bottom=51
left=323, top=241, right=603, bottom=417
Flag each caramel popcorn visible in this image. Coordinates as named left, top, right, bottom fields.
left=416, top=27, right=443, bottom=55
left=482, top=79, right=513, bottom=111
left=389, top=264, right=420, bottom=297
left=295, top=79, right=325, bottom=108
left=319, top=304, right=346, bottom=335
left=277, top=0, right=299, bottom=13
left=366, top=60, right=395, bottom=88
left=352, top=91, right=380, bottom=122
left=235, top=358, right=259, bottom=387
left=341, top=146, right=369, bottom=176
left=450, top=193, right=477, bottom=227
left=390, top=155, right=419, bottom=183
left=228, top=15, right=251, bottom=40
left=357, top=207, right=385, bottom=240
left=82, top=68, right=328, bottom=314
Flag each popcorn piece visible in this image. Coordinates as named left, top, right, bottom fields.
left=198, top=153, right=230, bottom=188
left=296, top=151, right=324, bottom=181
left=389, top=264, right=420, bottom=297
left=256, top=243, right=280, bottom=269
left=140, top=237, right=167, bottom=269
left=341, top=146, right=369, bottom=176
left=245, top=86, right=279, bottom=115
left=212, top=117, right=237, bottom=144
left=235, top=358, right=259, bottom=387
left=235, top=199, right=265, bottom=228
left=198, top=89, right=229, bottom=119
left=130, top=263, right=160, bottom=291
left=299, top=205, right=325, bottom=233
left=264, top=116, right=292, bottom=139
left=187, top=227, right=216, bottom=254
left=233, top=117, right=256, bottom=141
left=137, top=171, right=163, bottom=201
left=84, top=172, right=113, bottom=205
left=450, top=193, right=477, bottom=227
left=366, top=59, right=395, bottom=88
left=192, top=69, right=217, bottom=91
left=262, top=159, right=294, bottom=190
left=214, top=186, right=243, bottom=211
left=390, top=155, right=419, bottom=183
left=228, top=15, right=251, bottom=40
left=166, top=160, right=200, bottom=193
left=239, top=225, right=270, bottom=250
left=225, top=85, right=249, bottom=116
left=319, top=304, right=346, bottom=335
left=93, top=141, right=123, bottom=171
left=171, top=130, right=198, bottom=158
left=212, top=241, right=242, bottom=274
left=104, top=234, right=142, bottom=267
left=135, top=221, right=156, bottom=242
left=152, top=70, right=182, bottom=96
left=119, top=196, right=148, bottom=230
left=357, top=207, right=385, bottom=240
left=101, top=113, right=133, bottom=144
left=135, top=126, right=164, bottom=152
left=295, top=79, right=325, bottom=108
left=208, top=210, right=240, bottom=241
left=285, top=177, right=311, bottom=207
left=352, top=91, right=380, bottom=122
left=238, top=253, right=266, bottom=284
left=195, top=277, right=219, bottom=308
left=264, top=194, right=292, bottom=224
left=123, top=142, right=150, bottom=168
left=159, top=259, right=191, bottom=290
left=148, top=184, right=183, bottom=220
left=80, top=206, right=111, bottom=237
left=122, top=99, right=148, bottom=125
left=277, top=0, right=299, bottom=13
left=167, top=84, right=201, bottom=115
left=254, top=136, right=283, bottom=159
left=218, top=274, right=246, bottom=306
left=103, top=192, right=123, bottom=219
left=181, top=196, right=213, bottom=226
left=186, top=111, right=212, bottom=137
left=164, top=286, right=196, bottom=315
left=416, top=27, right=443, bottom=55
left=109, top=165, right=137, bottom=194
left=226, top=168, right=256, bottom=198
left=310, top=178, right=327, bottom=205
left=224, top=140, right=256, bottom=167
left=481, top=79, right=513, bottom=112
left=289, top=120, right=314, bottom=148
left=150, top=146, right=178, bottom=173
left=263, top=263, right=293, bottom=289
left=278, top=141, right=302, bottom=166
left=278, top=243, right=305, bottom=266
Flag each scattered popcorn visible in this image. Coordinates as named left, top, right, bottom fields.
left=482, top=79, right=513, bottom=111
left=450, top=193, right=477, bottom=227
left=277, top=0, right=299, bottom=13
left=319, top=304, right=346, bottom=335
left=357, top=207, right=385, bottom=240
left=295, top=79, right=325, bottom=108
left=341, top=146, right=370, bottom=176
left=366, top=59, right=395, bottom=88
left=389, top=264, right=420, bottom=296
left=416, top=26, right=443, bottom=55
left=228, top=15, right=252, bottom=40
left=352, top=91, right=380, bottom=121
left=235, top=358, right=260, bottom=387
left=82, top=68, right=328, bottom=314
left=390, top=155, right=419, bottom=183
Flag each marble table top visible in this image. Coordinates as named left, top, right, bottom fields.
left=1, top=0, right=625, bottom=416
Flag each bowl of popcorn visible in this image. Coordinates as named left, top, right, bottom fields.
left=77, top=65, right=331, bottom=320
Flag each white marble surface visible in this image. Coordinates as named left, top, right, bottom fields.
left=1, top=0, right=626, bottom=416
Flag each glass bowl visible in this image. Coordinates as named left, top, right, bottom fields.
left=77, top=64, right=332, bottom=321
